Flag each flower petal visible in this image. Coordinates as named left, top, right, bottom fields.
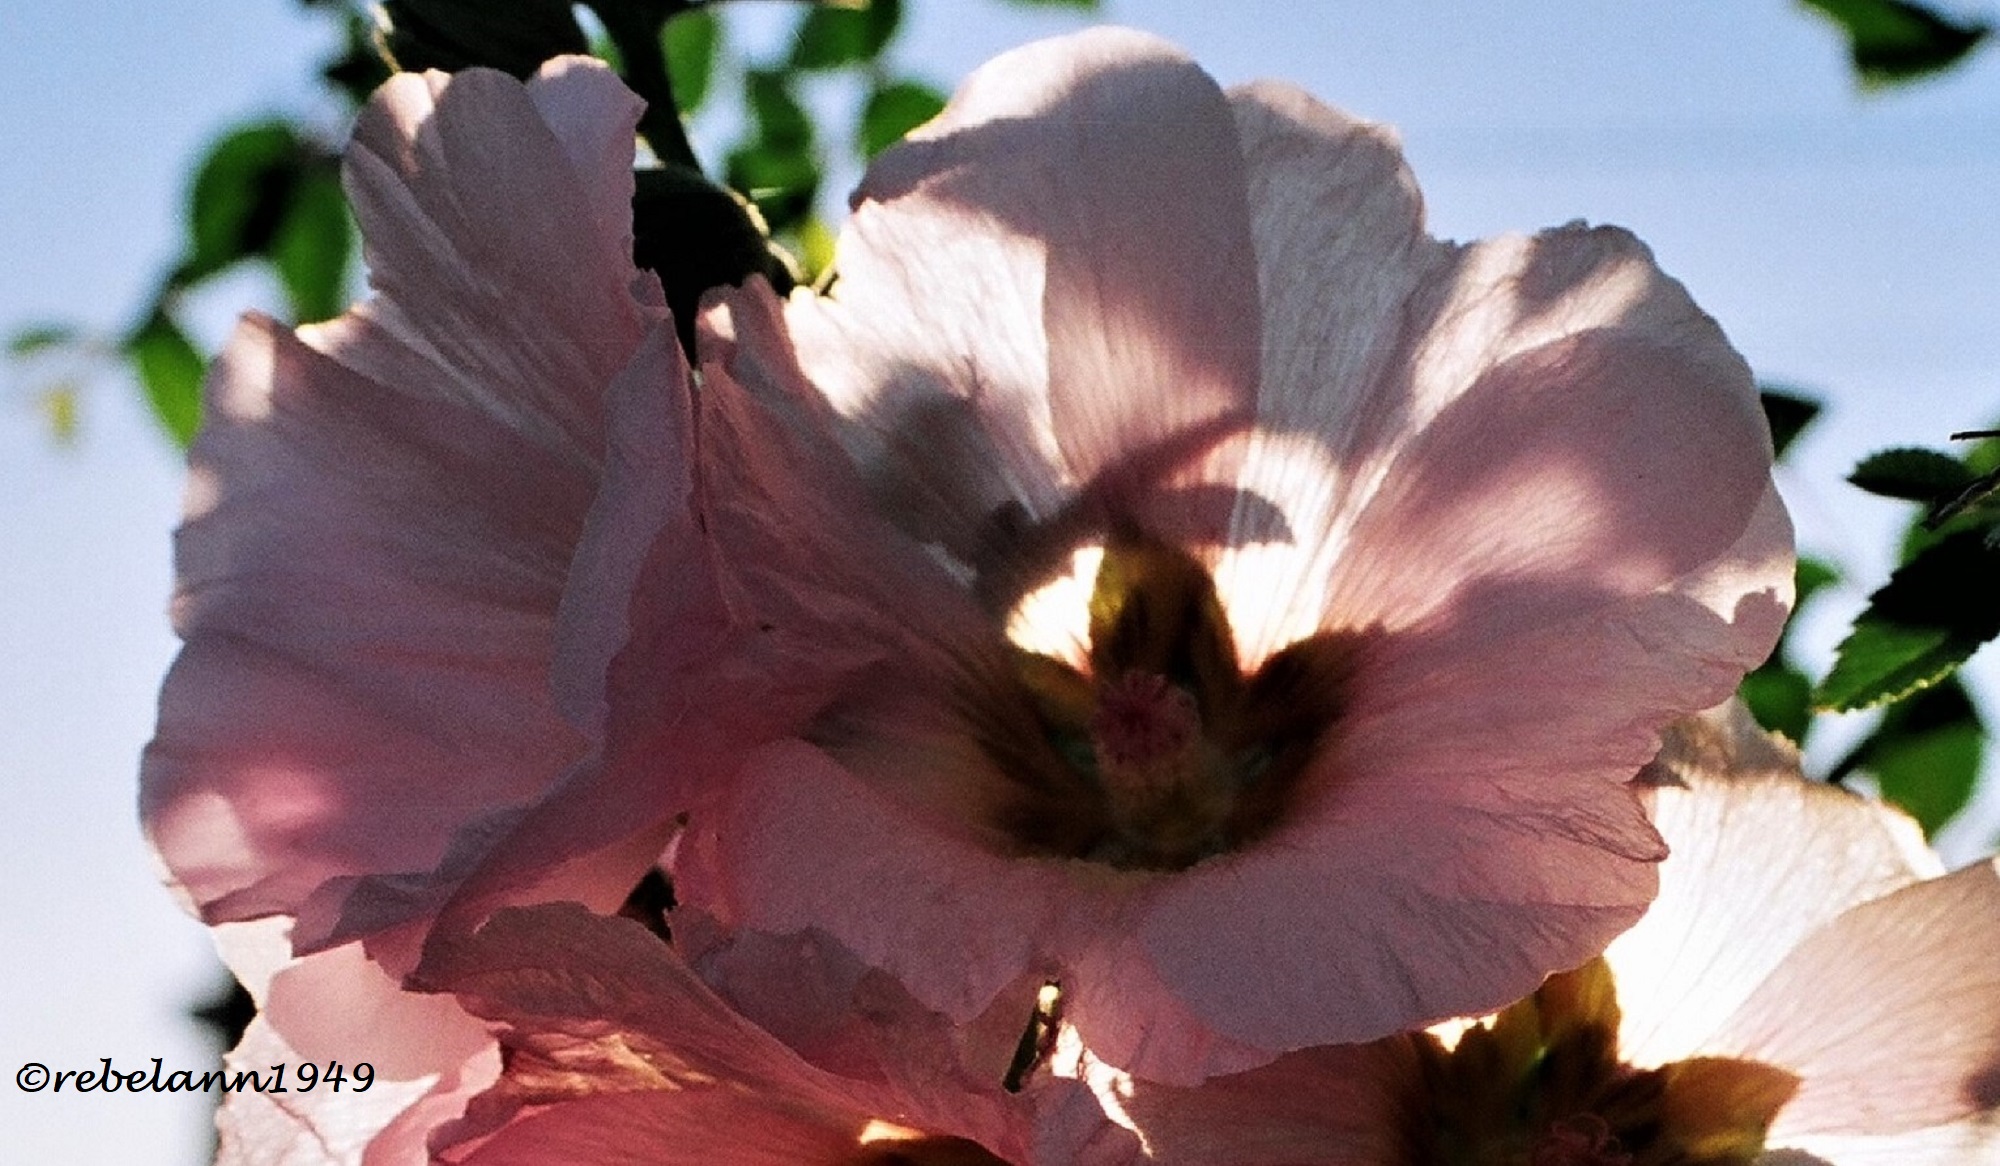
left=784, top=26, right=1260, bottom=538
left=1607, top=771, right=1936, bottom=1069
left=1717, top=857, right=2000, bottom=1138
left=213, top=934, right=498, bottom=1166
left=143, top=59, right=658, bottom=927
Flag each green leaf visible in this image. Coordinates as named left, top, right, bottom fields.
left=1847, top=678, right=1983, bottom=834
left=8, top=323, right=79, bottom=357
left=728, top=70, right=819, bottom=232
left=1817, top=529, right=2000, bottom=710
left=126, top=313, right=205, bottom=447
left=1799, top=0, right=1990, bottom=85
left=1741, top=663, right=1816, bottom=744
left=1758, top=384, right=1821, bottom=460
left=1795, top=555, right=1841, bottom=610
left=1740, top=556, right=1841, bottom=744
left=743, top=68, right=814, bottom=150
left=380, top=0, right=587, bottom=77
left=858, top=78, right=946, bottom=157
left=269, top=165, right=354, bottom=324
left=662, top=8, right=719, bottom=113
left=185, top=122, right=304, bottom=283
left=1849, top=446, right=1978, bottom=502
left=726, top=142, right=820, bottom=234
left=790, top=0, right=901, bottom=71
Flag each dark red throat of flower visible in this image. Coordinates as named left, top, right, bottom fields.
left=974, top=529, right=1357, bottom=871
left=1090, top=671, right=1200, bottom=770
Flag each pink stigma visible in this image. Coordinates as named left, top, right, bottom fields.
left=1090, top=671, right=1200, bottom=769
left=1532, top=1115, right=1632, bottom=1166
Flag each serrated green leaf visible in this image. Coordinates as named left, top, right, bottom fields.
left=270, top=166, right=354, bottom=324
left=1817, top=529, right=2000, bottom=710
left=1849, top=678, right=1983, bottom=833
left=126, top=313, right=205, bottom=447
left=1758, top=385, right=1821, bottom=460
left=790, top=0, right=901, bottom=71
left=662, top=9, right=719, bottom=113
left=1799, top=0, right=1990, bottom=85
left=185, top=122, right=303, bottom=284
left=1848, top=446, right=1976, bottom=502
left=859, top=78, right=946, bottom=157
left=8, top=323, right=79, bottom=357
left=380, top=0, right=587, bottom=77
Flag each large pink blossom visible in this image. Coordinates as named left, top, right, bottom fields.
left=144, top=23, right=1793, bottom=1117
left=141, top=57, right=676, bottom=1160
left=1085, top=708, right=2000, bottom=1163
left=640, top=27, right=1794, bottom=1080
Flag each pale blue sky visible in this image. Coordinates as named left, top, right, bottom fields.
left=3, top=3, right=1996, bottom=1161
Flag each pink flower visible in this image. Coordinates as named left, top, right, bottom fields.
left=642, top=27, right=1793, bottom=1081
left=1089, top=707, right=2000, bottom=1163
left=141, top=57, right=678, bottom=1160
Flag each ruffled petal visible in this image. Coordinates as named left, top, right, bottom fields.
left=1717, top=858, right=2000, bottom=1138
left=1200, top=82, right=1446, bottom=663
left=782, top=26, right=1260, bottom=546
left=422, top=903, right=1033, bottom=1164
left=212, top=930, right=498, bottom=1166
left=143, top=58, right=659, bottom=926
left=1607, top=771, right=1935, bottom=1069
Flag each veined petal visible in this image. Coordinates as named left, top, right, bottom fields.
left=783, top=27, right=1260, bottom=543
left=1608, top=769, right=1936, bottom=1069
left=143, top=58, right=660, bottom=928
left=1721, top=858, right=2000, bottom=1138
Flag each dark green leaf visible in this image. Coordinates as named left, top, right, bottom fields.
left=790, top=0, right=901, bottom=71
left=1849, top=446, right=1977, bottom=502
left=322, top=9, right=395, bottom=106
left=1817, top=529, right=2000, bottom=710
left=185, top=123, right=304, bottom=284
left=744, top=69, right=814, bottom=150
left=663, top=9, right=719, bottom=113
left=1740, top=556, right=1841, bottom=744
left=126, top=313, right=205, bottom=447
left=1799, top=0, right=1990, bottom=85
left=1796, top=555, right=1841, bottom=610
left=269, top=166, right=354, bottom=324
left=729, top=70, right=819, bottom=232
left=380, top=0, right=587, bottom=77
left=8, top=323, right=79, bottom=357
left=859, top=78, right=946, bottom=157
left=1758, top=385, right=1821, bottom=460
left=1741, top=663, right=1816, bottom=743
left=725, top=142, right=820, bottom=234
left=630, top=168, right=794, bottom=359
left=1844, top=678, right=1983, bottom=833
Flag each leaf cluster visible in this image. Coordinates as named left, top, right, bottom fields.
left=1742, top=390, right=1998, bottom=835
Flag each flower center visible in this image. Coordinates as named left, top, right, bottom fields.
left=979, top=529, right=1355, bottom=871
left=1411, top=958, right=1797, bottom=1166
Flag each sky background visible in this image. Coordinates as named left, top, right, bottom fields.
left=2, top=2, right=1997, bottom=1161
